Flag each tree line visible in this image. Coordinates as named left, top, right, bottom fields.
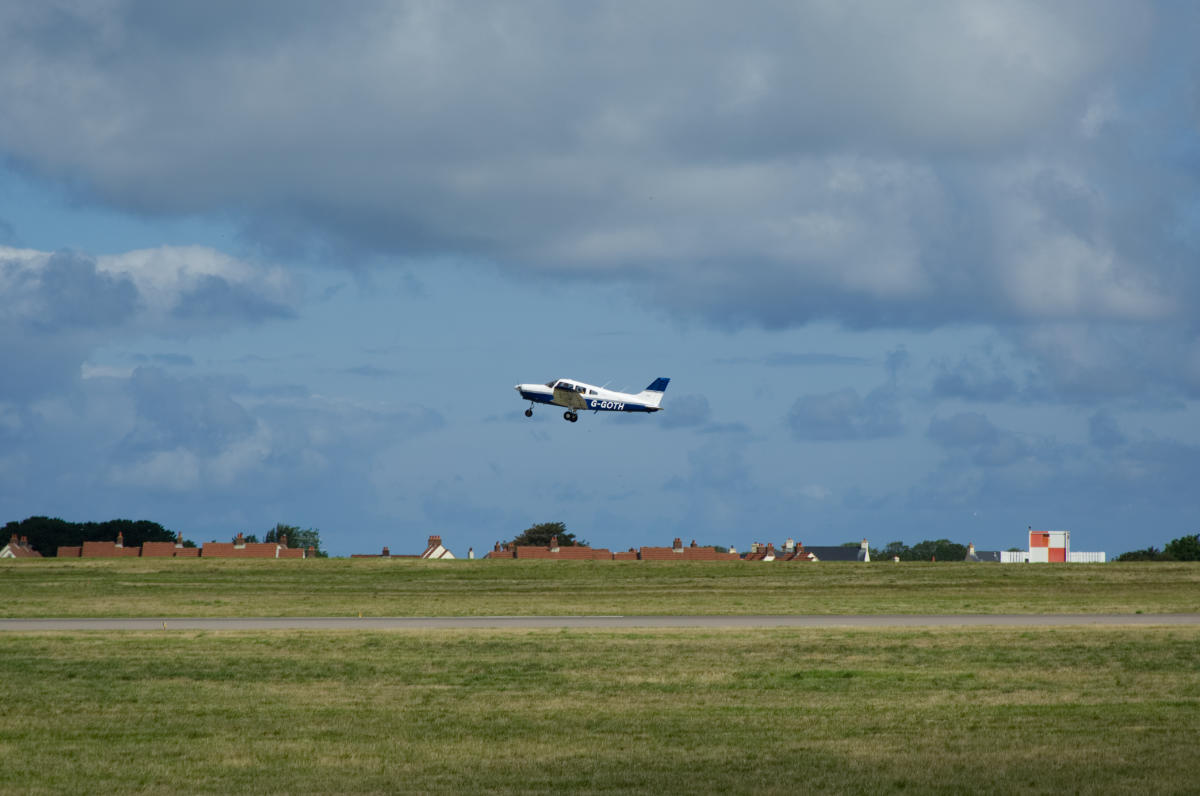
left=3, top=516, right=326, bottom=557
left=874, top=539, right=970, bottom=561
left=1115, top=534, right=1200, bottom=561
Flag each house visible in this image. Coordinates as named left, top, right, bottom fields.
left=201, top=532, right=306, bottom=558
left=354, top=536, right=460, bottom=559
left=964, top=543, right=1002, bottom=562
left=0, top=534, right=42, bottom=558
left=801, top=539, right=871, bottom=562
left=142, top=534, right=200, bottom=558
left=639, top=538, right=739, bottom=561
left=420, top=535, right=456, bottom=559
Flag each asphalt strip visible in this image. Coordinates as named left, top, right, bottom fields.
left=1, top=614, right=1199, bottom=631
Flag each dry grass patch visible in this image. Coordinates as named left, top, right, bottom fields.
left=0, top=626, right=1197, bottom=793
left=2, top=558, right=1199, bottom=617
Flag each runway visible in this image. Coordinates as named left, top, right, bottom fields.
left=2, top=614, right=1199, bottom=631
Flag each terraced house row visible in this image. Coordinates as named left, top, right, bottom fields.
left=56, top=532, right=311, bottom=559
left=483, top=537, right=870, bottom=562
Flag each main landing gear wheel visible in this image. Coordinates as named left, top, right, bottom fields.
left=563, top=411, right=578, bottom=422
left=524, top=408, right=533, bottom=418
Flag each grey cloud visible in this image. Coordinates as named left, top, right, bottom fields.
left=119, top=367, right=256, bottom=457
left=15, top=251, right=139, bottom=331
left=132, top=353, right=195, bottom=366
left=715, top=352, right=870, bottom=367
left=171, top=274, right=295, bottom=322
left=340, top=365, right=400, bottom=380
left=1088, top=411, right=1126, bottom=449
left=927, top=412, right=999, bottom=448
left=788, top=385, right=902, bottom=441
left=932, top=357, right=1022, bottom=403
left=659, top=394, right=711, bottom=429
left=4, top=2, right=1200, bottom=409
left=0, top=3, right=1186, bottom=331
left=926, top=411, right=1030, bottom=468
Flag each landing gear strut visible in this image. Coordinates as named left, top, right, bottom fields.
left=563, top=410, right=578, bottom=423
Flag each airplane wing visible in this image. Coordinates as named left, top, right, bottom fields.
left=553, top=387, right=588, bottom=410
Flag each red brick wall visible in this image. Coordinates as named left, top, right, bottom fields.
left=141, top=542, right=177, bottom=557
left=81, top=541, right=119, bottom=558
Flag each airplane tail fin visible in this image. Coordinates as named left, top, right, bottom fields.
left=637, top=377, right=670, bottom=408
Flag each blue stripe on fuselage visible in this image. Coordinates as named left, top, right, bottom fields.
left=520, top=389, right=655, bottom=412
left=519, top=389, right=555, bottom=404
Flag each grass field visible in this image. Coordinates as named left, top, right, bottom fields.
left=2, top=558, right=1199, bottom=617
left=3, top=560, right=1196, bottom=792
left=1, top=626, right=1197, bottom=794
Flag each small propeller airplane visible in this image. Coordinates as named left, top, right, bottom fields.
left=515, top=377, right=670, bottom=422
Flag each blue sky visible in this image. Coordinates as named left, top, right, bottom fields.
left=2, top=2, right=1198, bottom=556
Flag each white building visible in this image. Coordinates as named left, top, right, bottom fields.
left=999, top=528, right=1105, bottom=563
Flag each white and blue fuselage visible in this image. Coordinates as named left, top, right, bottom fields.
left=515, top=377, right=669, bottom=422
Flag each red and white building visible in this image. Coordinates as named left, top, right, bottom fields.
left=1000, top=528, right=1106, bottom=563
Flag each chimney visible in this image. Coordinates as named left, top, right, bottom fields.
left=728, top=545, right=737, bottom=554
left=493, top=541, right=501, bottom=552
left=690, top=539, right=698, bottom=548
left=279, top=534, right=288, bottom=548
left=20, top=535, right=30, bottom=549
left=428, top=535, right=441, bottom=550
left=860, top=538, right=871, bottom=563
left=785, top=537, right=795, bottom=552
left=468, top=547, right=475, bottom=560
left=382, top=546, right=390, bottom=557
left=9, top=533, right=17, bottom=547
left=116, top=531, right=124, bottom=548
left=306, top=545, right=314, bottom=558
left=672, top=537, right=683, bottom=550
left=175, top=532, right=183, bottom=548
left=549, top=535, right=559, bottom=552
left=236, top=532, right=245, bottom=547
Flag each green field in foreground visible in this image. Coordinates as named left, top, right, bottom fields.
left=1, top=559, right=1198, bottom=617
left=0, top=626, right=1196, bottom=794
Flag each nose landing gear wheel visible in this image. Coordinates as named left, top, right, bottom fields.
left=563, top=411, right=578, bottom=422
left=524, top=408, right=533, bottom=418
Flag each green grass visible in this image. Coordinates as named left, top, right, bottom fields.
left=1, top=627, right=1197, bottom=794
left=1, top=559, right=1198, bottom=618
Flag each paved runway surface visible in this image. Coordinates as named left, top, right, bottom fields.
left=2, top=614, right=1199, bottom=631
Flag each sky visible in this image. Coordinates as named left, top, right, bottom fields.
left=2, top=1, right=1199, bottom=557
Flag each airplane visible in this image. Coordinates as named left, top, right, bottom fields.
left=515, top=377, right=670, bottom=422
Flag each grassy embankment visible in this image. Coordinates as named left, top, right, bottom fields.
left=1, top=626, right=1197, bottom=793
left=2, top=558, right=1199, bottom=617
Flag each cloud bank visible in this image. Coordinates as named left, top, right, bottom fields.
left=1, top=1, right=1193, bottom=336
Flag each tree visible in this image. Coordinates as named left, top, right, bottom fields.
left=1163, top=533, right=1200, bottom=562
left=509, top=522, right=578, bottom=547
left=1115, top=546, right=1166, bottom=562
left=265, top=524, right=328, bottom=557
left=881, top=541, right=909, bottom=560
left=907, top=539, right=968, bottom=562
